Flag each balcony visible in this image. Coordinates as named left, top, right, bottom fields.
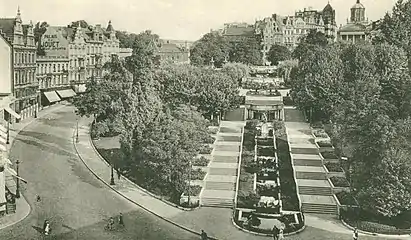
left=78, top=66, right=86, bottom=71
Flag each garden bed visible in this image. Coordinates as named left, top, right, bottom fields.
left=256, top=138, right=274, bottom=146
left=313, top=129, right=329, bottom=138
left=203, top=135, right=216, bottom=144
left=199, top=145, right=213, bottom=154
left=190, top=168, right=207, bottom=180
left=321, top=150, right=338, bottom=160
left=335, top=191, right=357, bottom=206
left=316, top=140, right=333, bottom=148
left=183, top=185, right=203, bottom=196
left=276, top=137, right=300, bottom=212
left=192, top=156, right=210, bottom=167
left=341, top=208, right=411, bottom=235
left=330, top=176, right=349, bottom=187
left=257, top=146, right=275, bottom=157
left=237, top=121, right=259, bottom=209
left=324, top=161, right=343, bottom=172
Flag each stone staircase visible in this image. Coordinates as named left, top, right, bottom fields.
left=200, top=121, right=245, bottom=208
left=285, top=109, right=337, bottom=216
left=302, top=202, right=338, bottom=215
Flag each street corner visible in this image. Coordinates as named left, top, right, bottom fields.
left=0, top=195, right=31, bottom=231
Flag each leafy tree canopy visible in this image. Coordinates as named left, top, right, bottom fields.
left=267, top=44, right=291, bottom=66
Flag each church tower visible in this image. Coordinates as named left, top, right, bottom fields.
left=350, top=0, right=366, bottom=23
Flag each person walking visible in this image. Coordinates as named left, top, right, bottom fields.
left=118, top=213, right=124, bottom=227
left=108, top=217, right=114, bottom=230
left=353, top=228, right=359, bottom=240
left=116, top=168, right=121, bottom=180
left=272, top=225, right=279, bottom=240
left=278, top=227, right=284, bottom=240
left=200, top=229, right=208, bottom=240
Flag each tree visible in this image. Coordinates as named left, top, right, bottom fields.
left=267, top=44, right=291, bottom=66
left=290, top=44, right=344, bottom=122
left=277, top=59, right=298, bottom=84
left=228, top=37, right=262, bottom=65
left=293, top=29, right=329, bottom=61
left=221, top=62, right=250, bottom=84
left=190, top=32, right=230, bottom=67
left=69, top=20, right=89, bottom=28
left=116, top=31, right=139, bottom=48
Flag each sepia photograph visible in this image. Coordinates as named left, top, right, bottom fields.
left=0, top=0, right=410, bottom=239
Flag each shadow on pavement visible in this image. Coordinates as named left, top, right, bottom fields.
left=31, top=225, right=44, bottom=234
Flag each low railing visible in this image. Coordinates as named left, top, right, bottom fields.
left=285, top=127, right=303, bottom=211
left=234, top=126, right=245, bottom=208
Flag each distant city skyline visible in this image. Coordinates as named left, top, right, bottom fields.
left=0, top=0, right=397, bottom=41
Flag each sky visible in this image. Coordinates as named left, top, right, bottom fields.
left=0, top=0, right=397, bottom=41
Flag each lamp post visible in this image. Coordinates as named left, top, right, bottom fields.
left=15, top=159, right=20, bottom=198
left=110, top=150, right=115, bottom=185
left=187, top=160, right=192, bottom=206
left=76, top=118, right=79, bottom=143
left=6, top=118, right=10, bottom=144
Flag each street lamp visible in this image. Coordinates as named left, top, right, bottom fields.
left=187, top=160, right=192, bottom=206
left=110, top=150, right=115, bottom=185
left=76, top=118, right=79, bottom=143
left=15, top=159, right=20, bottom=199
left=6, top=117, right=10, bottom=144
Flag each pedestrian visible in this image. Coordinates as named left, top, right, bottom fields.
left=116, top=168, right=121, bottom=180
left=109, top=217, right=114, bottom=230
left=42, top=219, right=48, bottom=232
left=272, top=225, right=279, bottom=240
left=278, top=226, right=284, bottom=240
left=353, top=228, right=359, bottom=240
left=36, top=195, right=41, bottom=202
left=118, top=213, right=124, bottom=226
left=200, top=229, right=208, bottom=240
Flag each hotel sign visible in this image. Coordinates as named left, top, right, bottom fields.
left=42, top=34, right=66, bottom=51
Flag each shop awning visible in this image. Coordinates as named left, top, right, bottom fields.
left=4, top=107, right=21, bottom=120
left=43, top=91, right=61, bottom=103
left=56, top=89, right=77, bottom=98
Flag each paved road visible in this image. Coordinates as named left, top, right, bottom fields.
left=0, top=105, right=198, bottom=240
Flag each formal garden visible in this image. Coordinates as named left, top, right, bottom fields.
left=234, top=119, right=304, bottom=235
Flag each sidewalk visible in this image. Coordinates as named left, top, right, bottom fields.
left=74, top=117, right=409, bottom=240
left=0, top=102, right=67, bottom=230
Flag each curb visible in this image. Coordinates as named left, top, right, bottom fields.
left=72, top=124, right=219, bottom=240
left=230, top=214, right=306, bottom=237
left=341, top=219, right=411, bottom=238
left=87, top=123, right=199, bottom=212
left=0, top=196, right=31, bottom=231
left=0, top=103, right=66, bottom=230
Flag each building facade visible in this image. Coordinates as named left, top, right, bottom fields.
left=256, top=4, right=337, bottom=62
left=157, top=40, right=190, bottom=64
left=0, top=8, right=38, bottom=122
left=338, top=0, right=371, bottom=43
left=37, top=21, right=122, bottom=101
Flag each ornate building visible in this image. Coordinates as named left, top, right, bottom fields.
left=0, top=8, right=38, bottom=122
left=338, top=0, right=371, bottom=43
left=157, top=40, right=190, bottom=64
left=37, top=21, right=122, bottom=104
left=256, top=4, right=337, bottom=62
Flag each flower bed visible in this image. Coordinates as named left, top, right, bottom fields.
left=257, top=146, right=275, bottom=157
left=208, top=126, right=219, bottom=134
left=276, top=137, right=300, bottom=212
left=313, top=129, right=329, bottom=138
left=317, top=140, right=333, bottom=148
left=199, top=145, right=213, bottom=154
left=256, top=157, right=277, bottom=169
left=330, top=176, right=349, bottom=187
left=190, top=168, right=207, bottom=180
left=257, top=171, right=278, bottom=181
left=324, top=161, right=343, bottom=172
left=183, top=185, right=203, bottom=196
left=335, top=191, right=357, bottom=206
left=257, top=138, right=274, bottom=146
left=237, top=191, right=260, bottom=209
left=257, top=183, right=279, bottom=197
left=203, top=135, right=216, bottom=144
left=321, top=150, right=338, bottom=160
left=192, top=156, right=210, bottom=167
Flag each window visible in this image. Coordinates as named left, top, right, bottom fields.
left=14, top=72, right=17, bottom=84
left=58, top=64, right=60, bottom=72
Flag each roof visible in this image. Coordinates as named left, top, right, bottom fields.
left=323, top=3, right=334, bottom=12
left=223, top=25, right=254, bottom=36
left=158, top=43, right=183, bottom=53
left=352, top=0, right=365, bottom=9
left=0, top=18, right=16, bottom=39
left=339, top=23, right=367, bottom=32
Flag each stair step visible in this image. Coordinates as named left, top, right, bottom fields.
left=214, top=144, right=241, bottom=151
left=205, top=181, right=235, bottom=191
left=201, top=197, right=234, bottom=208
left=302, top=203, right=338, bottom=215
left=296, top=172, right=327, bottom=180
left=298, top=186, right=333, bottom=196
left=290, top=148, right=319, bottom=155
left=219, top=135, right=241, bottom=142
left=208, top=168, right=238, bottom=176
left=293, top=159, right=323, bottom=167
left=213, top=156, right=238, bottom=163
left=219, top=127, right=241, bottom=133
